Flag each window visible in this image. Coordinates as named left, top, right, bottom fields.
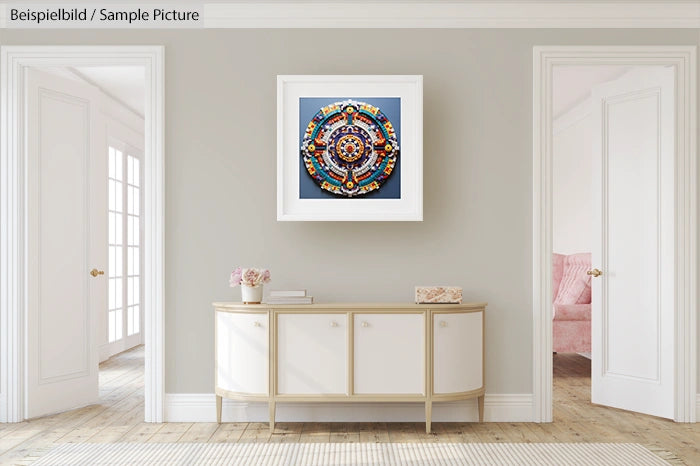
left=108, top=144, right=142, bottom=344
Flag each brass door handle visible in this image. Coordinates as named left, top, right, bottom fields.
left=587, top=268, right=603, bottom=277
left=90, top=268, right=105, bottom=277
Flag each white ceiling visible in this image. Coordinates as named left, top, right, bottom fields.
left=71, top=66, right=145, bottom=117
left=36, top=66, right=145, bottom=117
left=553, top=65, right=632, bottom=119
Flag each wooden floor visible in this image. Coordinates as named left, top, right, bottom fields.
left=1, top=348, right=698, bottom=465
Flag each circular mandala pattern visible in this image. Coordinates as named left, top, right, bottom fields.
left=301, top=99, right=399, bottom=197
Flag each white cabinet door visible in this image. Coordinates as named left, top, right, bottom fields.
left=433, top=312, right=483, bottom=394
left=278, top=314, right=346, bottom=394
left=354, top=313, right=424, bottom=394
left=216, top=312, right=268, bottom=394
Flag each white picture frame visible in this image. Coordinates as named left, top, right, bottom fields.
left=277, top=75, right=423, bottom=221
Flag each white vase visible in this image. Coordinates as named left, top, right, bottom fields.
left=241, top=285, right=263, bottom=304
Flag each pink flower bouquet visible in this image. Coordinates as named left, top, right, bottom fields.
left=229, top=267, right=271, bottom=288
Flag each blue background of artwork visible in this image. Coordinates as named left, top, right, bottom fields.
left=298, top=97, right=401, bottom=199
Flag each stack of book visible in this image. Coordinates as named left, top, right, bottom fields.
left=264, top=290, right=314, bottom=304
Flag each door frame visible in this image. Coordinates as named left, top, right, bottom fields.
left=532, top=46, right=697, bottom=422
left=0, top=46, right=165, bottom=423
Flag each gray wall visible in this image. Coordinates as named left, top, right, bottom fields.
left=1, top=29, right=698, bottom=395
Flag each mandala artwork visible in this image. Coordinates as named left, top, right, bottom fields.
left=300, top=100, right=399, bottom=197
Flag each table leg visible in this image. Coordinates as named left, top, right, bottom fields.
left=216, top=395, right=222, bottom=424
left=269, top=400, right=276, bottom=432
left=425, top=400, right=432, bottom=434
left=478, top=395, right=484, bottom=422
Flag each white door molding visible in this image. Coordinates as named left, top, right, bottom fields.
left=532, top=46, right=697, bottom=422
left=0, top=46, right=165, bottom=423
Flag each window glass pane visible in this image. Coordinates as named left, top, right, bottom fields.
left=115, top=246, right=122, bottom=279
left=109, top=278, right=115, bottom=310
left=109, top=311, right=115, bottom=343
left=115, top=181, right=123, bottom=213
left=108, top=212, right=115, bottom=245
left=127, top=216, right=135, bottom=246
left=134, top=306, right=139, bottom=334
left=109, top=147, right=115, bottom=179
left=108, top=179, right=115, bottom=211
left=127, top=156, right=134, bottom=185
left=127, top=307, right=133, bottom=336
left=129, top=277, right=139, bottom=306
left=133, top=216, right=140, bottom=246
left=109, top=246, right=115, bottom=277
left=127, top=247, right=133, bottom=276
left=133, top=187, right=140, bottom=216
left=132, top=247, right=139, bottom=276
left=127, top=186, right=133, bottom=214
left=115, top=278, right=122, bottom=309
left=133, top=158, right=140, bottom=187
left=115, top=213, right=123, bottom=244
left=115, top=150, right=123, bottom=181
left=116, top=308, right=123, bottom=340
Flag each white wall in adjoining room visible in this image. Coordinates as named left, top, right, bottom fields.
left=552, top=65, right=633, bottom=256
left=552, top=100, right=593, bottom=255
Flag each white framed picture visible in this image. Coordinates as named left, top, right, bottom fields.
left=277, top=75, right=423, bottom=221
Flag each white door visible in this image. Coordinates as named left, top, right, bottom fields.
left=277, top=314, right=346, bottom=394
left=354, top=313, right=424, bottom=394
left=590, top=66, right=674, bottom=419
left=26, top=69, right=104, bottom=418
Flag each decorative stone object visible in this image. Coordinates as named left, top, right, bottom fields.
left=415, top=286, right=463, bottom=304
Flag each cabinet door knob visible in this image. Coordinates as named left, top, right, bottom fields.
left=330, top=321, right=338, bottom=327
left=361, top=321, right=369, bottom=328
left=253, top=321, right=261, bottom=327
left=440, top=321, right=448, bottom=328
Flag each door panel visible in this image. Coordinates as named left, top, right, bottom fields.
left=27, top=69, right=103, bottom=418
left=277, top=313, right=346, bottom=394
left=354, top=313, right=424, bottom=394
left=591, top=66, right=674, bottom=419
left=433, top=312, right=482, bottom=394
left=216, top=312, right=268, bottom=394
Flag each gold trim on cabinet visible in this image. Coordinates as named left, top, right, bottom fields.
left=347, top=312, right=354, bottom=396
left=214, top=302, right=486, bottom=311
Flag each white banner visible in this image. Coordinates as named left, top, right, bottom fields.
left=3, top=4, right=203, bottom=28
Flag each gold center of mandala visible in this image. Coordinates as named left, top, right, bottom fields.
left=336, top=135, right=364, bottom=162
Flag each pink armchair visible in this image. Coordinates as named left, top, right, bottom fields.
left=552, top=253, right=591, bottom=353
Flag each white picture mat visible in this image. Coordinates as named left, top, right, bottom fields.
left=277, top=75, right=423, bottom=221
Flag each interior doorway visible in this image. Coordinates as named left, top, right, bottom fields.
left=551, top=64, right=676, bottom=419
left=532, top=46, right=697, bottom=423
left=23, top=64, right=147, bottom=419
left=0, top=46, right=164, bottom=423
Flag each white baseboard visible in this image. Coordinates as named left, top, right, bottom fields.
left=696, top=394, right=700, bottom=422
left=164, top=393, right=533, bottom=423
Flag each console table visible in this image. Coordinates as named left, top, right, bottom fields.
left=213, top=302, right=486, bottom=433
